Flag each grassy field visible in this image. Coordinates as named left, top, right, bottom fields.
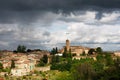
left=1, top=70, right=67, bottom=80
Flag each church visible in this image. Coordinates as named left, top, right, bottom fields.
left=60, top=39, right=90, bottom=56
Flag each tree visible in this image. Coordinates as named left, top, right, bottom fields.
left=51, top=59, right=72, bottom=71
left=55, top=47, right=58, bottom=53
left=92, top=61, right=104, bottom=73
left=42, top=55, right=48, bottom=64
left=114, top=57, right=120, bottom=69
left=88, top=49, right=95, bottom=55
left=63, top=47, right=67, bottom=57
left=13, top=50, right=17, bottom=53
left=81, top=51, right=86, bottom=56
left=17, top=45, right=26, bottom=53
left=27, top=49, right=32, bottom=52
left=51, top=55, right=60, bottom=64
left=71, top=62, right=96, bottom=80
left=96, top=54, right=106, bottom=68
left=96, top=54, right=104, bottom=62
left=51, top=48, right=56, bottom=55
left=105, top=53, right=114, bottom=66
left=55, top=71, right=73, bottom=80
left=11, top=60, right=15, bottom=69
left=37, top=60, right=45, bottom=66
left=96, top=47, right=103, bottom=54
left=37, top=55, right=48, bottom=67
left=68, top=49, right=72, bottom=58
left=0, top=63, right=3, bottom=72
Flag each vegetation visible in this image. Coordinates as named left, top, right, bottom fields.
left=0, top=63, right=3, bottom=72
left=37, top=55, right=48, bottom=66
left=11, top=60, right=15, bottom=69
left=1, top=46, right=120, bottom=80
left=27, top=49, right=32, bottom=52
left=42, top=55, right=48, bottom=64
left=63, top=47, right=72, bottom=58
left=51, top=58, right=72, bottom=71
left=96, top=47, right=103, bottom=54
left=71, top=62, right=96, bottom=80
left=17, top=45, right=26, bottom=53
left=51, top=47, right=58, bottom=55
left=88, top=48, right=95, bottom=55
left=49, top=47, right=120, bottom=80
left=51, top=55, right=60, bottom=64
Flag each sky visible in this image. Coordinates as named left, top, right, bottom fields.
left=0, top=0, right=120, bottom=51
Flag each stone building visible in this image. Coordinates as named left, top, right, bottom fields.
left=11, top=58, right=35, bottom=76
left=114, top=51, right=120, bottom=57
left=61, top=39, right=90, bottom=56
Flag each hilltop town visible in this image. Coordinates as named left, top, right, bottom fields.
left=0, top=39, right=119, bottom=80
left=0, top=48, right=51, bottom=79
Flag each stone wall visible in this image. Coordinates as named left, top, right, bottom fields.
left=114, top=52, right=120, bottom=56
left=34, top=66, right=50, bottom=72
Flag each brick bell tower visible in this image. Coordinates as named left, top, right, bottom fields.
left=66, top=39, right=70, bottom=52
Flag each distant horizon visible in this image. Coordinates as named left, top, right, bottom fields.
left=0, top=42, right=119, bottom=52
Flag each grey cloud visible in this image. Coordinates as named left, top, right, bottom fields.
left=0, top=0, right=120, bottom=11
left=0, top=0, right=120, bottom=23
left=95, top=12, right=104, bottom=20
left=43, top=31, right=50, bottom=37
left=0, top=0, right=120, bottom=51
left=0, top=24, right=53, bottom=50
left=0, top=11, right=43, bottom=24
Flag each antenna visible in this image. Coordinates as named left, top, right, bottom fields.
left=65, top=32, right=70, bottom=40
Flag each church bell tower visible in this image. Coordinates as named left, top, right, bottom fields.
left=66, top=39, right=70, bottom=52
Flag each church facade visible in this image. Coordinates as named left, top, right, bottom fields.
left=60, top=39, right=90, bottom=56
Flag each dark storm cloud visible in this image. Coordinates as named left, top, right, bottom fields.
left=0, top=0, right=120, bottom=11
left=0, top=11, right=42, bottom=23
left=95, top=12, right=104, bottom=20
left=0, top=0, right=120, bottom=23
left=43, top=31, right=50, bottom=37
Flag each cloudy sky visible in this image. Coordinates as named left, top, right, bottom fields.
left=0, top=0, right=120, bottom=51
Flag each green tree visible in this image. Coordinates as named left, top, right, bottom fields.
left=51, top=55, right=60, bottom=64
left=51, top=57, right=72, bottom=71
left=96, top=47, right=103, bottom=54
left=0, top=63, right=3, bottom=69
left=27, top=49, right=32, bottom=52
left=92, top=61, right=104, bottom=73
left=13, top=50, right=17, bottom=53
left=114, top=57, right=120, bottom=69
left=96, top=54, right=104, bottom=62
left=55, top=71, right=73, bottom=80
left=42, top=55, right=48, bottom=64
left=105, top=53, right=114, bottom=66
left=88, top=48, right=95, bottom=55
left=81, top=51, right=86, bottom=56
left=55, top=47, right=58, bottom=53
left=51, top=48, right=56, bottom=55
left=63, top=47, right=67, bottom=57
left=37, top=60, right=45, bottom=66
left=3, top=68, right=11, bottom=73
left=17, top=45, right=26, bottom=53
left=97, top=66, right=120, bottom=80
left=96, top=54, right=106, bottom=68
left=71, top=62, right=96, bottom=80
left=38, top=55, right=48, bottom=66
left=0, top=63, right=3, bottom=72
left=63, top=47, right=72, bottom=58
left=68, top=49, right=72, bottom=58
left=11, top=60, right=15, bottom=69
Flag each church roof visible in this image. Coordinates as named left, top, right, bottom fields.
left=70, top=46, right=90, bottom=49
